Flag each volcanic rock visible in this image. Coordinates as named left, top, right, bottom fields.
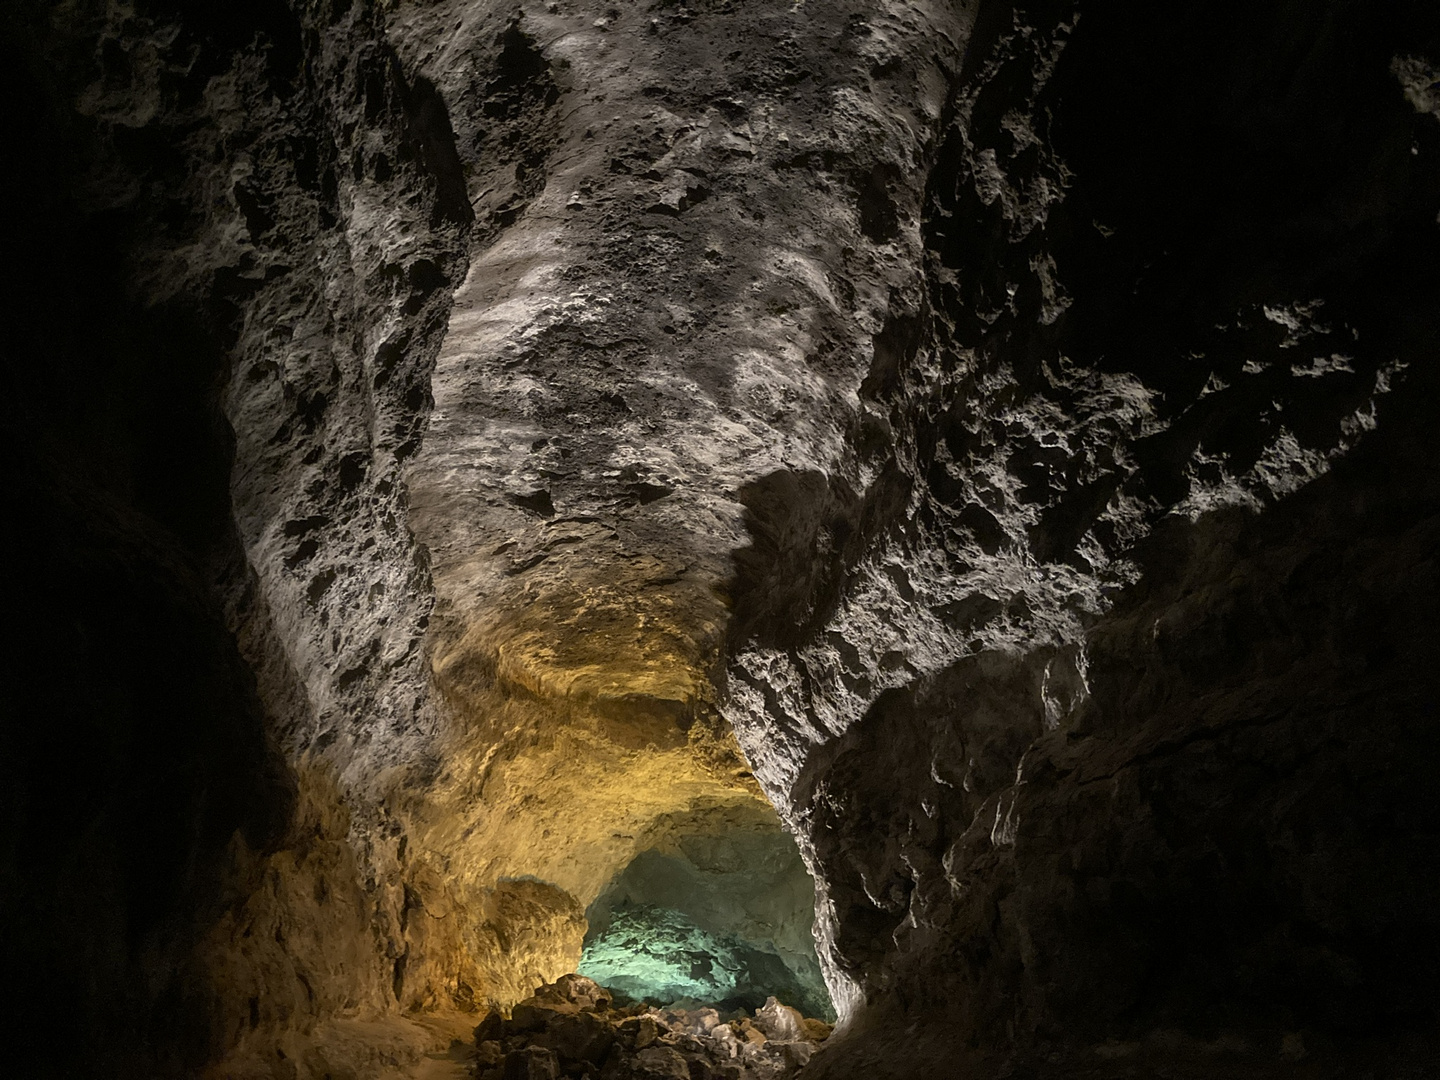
left=501, top=1046, right=560, bottom=1080
left=3, top=2, right=1438, bottom=1079
left=479, top=977, right=831, bottom=1080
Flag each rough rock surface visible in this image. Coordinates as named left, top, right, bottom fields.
left=3, top=1, right=1439, bottom=1079
left=766, top=6, right=1440, bottom=1076
left=579, top=804, right=830, bottom=1020
left=471, top=974, right=831, bottom=1080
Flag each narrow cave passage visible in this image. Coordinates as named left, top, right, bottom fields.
left=411, top=664, right=839, bottom=1036
left=576, top=803, right=834, bottom=1021
left=450, top=750, right=841, bottom=1078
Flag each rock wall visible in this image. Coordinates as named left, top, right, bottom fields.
left=2, top=0, right=1438, bottom=1078
left=0, top=1, right=477, bottom=1073
left=729, top=1, right=1440, bottom=1074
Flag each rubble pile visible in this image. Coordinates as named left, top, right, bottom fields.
left=474, top=975, right=832, bottom=1080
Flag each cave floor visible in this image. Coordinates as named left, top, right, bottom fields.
left=405, top=1015, right=481, bottom=1080
left=357, top=1014, right=478, bottom=1080
left=209, top=1013, right=479, bottom=1080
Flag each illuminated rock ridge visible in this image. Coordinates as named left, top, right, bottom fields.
left=1, top=1, right=1437, bottom=1078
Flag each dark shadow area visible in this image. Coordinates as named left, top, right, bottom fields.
left=796, top=0, right=1440, bottom=1073
left=0, top=4, right=297, bottom=1075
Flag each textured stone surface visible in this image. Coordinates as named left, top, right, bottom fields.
left=3, top=1, right=1439, bottom=1078
left=472, top=975, right=830, bottom=1080
left=773, top=2, right=1440, bottom=1074
left=580, top=808, right=831, bottom=1020
left=387, top=2, right=967, bottom=1040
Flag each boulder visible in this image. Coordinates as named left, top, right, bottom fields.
left=798, top=1018, right=832, bottom=1043
left=539, top=973, right=614, bottom=1011
left=475, top=1011, right=506, bottom=1044
left=536, top=1008, right=616, bottom=1064
left=778, top=1041, right=813, bottom=1068
left=503, top=1045, right=561, bottom=1080
left=512, top=1000, right=580, bottom=1032
left=618, top=1015, right=663, bottom=1050
left=477, top=1040, right=504, bottom=1068
left=632, top=1045, right=692, bottom=1080
left=484, top=975, right=833, bottom=1080
left=671, top=1007, right=722, bottom=1037
left=705, top=1024, right=743, bottom=1059
left=733, top=1019, right=767, bottom=1047
left=750, top=997, right=804, bottom=1043
left=685, top=1061, right=746, bottom=1080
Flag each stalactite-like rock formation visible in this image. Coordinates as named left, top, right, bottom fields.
left=1, top=1, right=1437, bottom=1078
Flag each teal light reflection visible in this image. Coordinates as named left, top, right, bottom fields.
left=577, top=903, right=833, bottom=1019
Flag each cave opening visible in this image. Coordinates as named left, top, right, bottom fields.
left=575, top=803, right=835, bottom=1022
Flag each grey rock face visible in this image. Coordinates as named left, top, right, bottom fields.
left=1, top=0, right=473, bottom=1070
left=753, top=1, right=1440, bottom=1073
left=399, top=0, right=965, bottom=733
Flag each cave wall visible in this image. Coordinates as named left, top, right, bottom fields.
left=721, top=1, right=1440, bottom=1074
left=0, top=5, right=301, bottom=1074
left=394, top=0, right=968, bottom=1043
left=4, top=0, right=923, bottom=1071
left=0, top=1, right=472, bottom=1074
left=3, top=0, right=1438, bottom=1077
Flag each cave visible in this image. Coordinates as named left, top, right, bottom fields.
left=2, top=1, right=1438, bottom=1078
left=576, top=804, right=832, bottom=1021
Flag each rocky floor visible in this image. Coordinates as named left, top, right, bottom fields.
left=470, top=975, right=831, bottom=1080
